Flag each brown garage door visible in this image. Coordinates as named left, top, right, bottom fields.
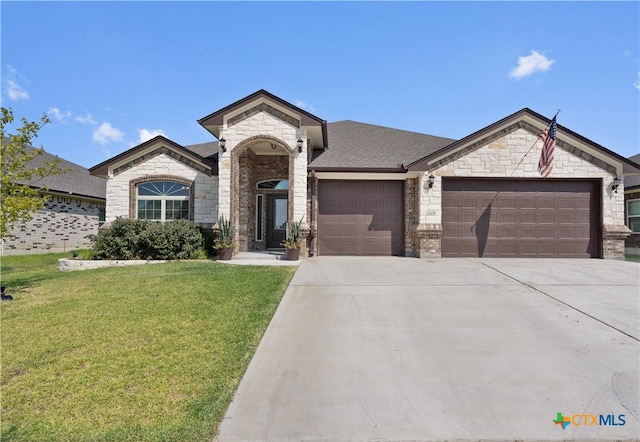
left=441, top=179, right=600, bottom=258
left=318, top=180, right=404, bottom=255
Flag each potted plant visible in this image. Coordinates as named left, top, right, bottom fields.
left=214, top=214, right=236, bottom=260
left=282, top=217, right=304, bottom=261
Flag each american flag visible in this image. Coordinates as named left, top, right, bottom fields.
left=538, top=116, right=556, bottom=178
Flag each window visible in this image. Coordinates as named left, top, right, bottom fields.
left=137, top=181, right=190, bottom=222
left=628, top=199, right=640, bottom=233
left=257, top=179, right=289, bottom=190
left=256, top=195, right=263, bottom=241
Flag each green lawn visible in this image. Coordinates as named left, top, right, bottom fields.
left=625, top=254, right=640, bottom=263
left=0, top=253, right=296, bottom=441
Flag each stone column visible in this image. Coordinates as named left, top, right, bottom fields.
left=602, top=224, right=632, bottom=260
left=414, top=223, right=443, bottom=258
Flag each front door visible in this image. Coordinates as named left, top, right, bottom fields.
left=267, top=195, right=288, bottom=249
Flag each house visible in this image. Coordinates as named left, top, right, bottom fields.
left=624, top=153, right=640, bottom=255
left=2, top=146, right=106, bottom=255
left=89, top=89, right=640, bottom=259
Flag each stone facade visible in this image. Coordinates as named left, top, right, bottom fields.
left=105, top=152, right=217, bottom=225
left=92, top=94, right=636, bottom=261
left=3, top=194, right=105, bottom=255
left=219, top=110, right=309, bottom=256
left=416, top=127, right=630, bottom=259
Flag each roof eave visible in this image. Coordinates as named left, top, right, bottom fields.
left=89, top=135, right=211, bottom=177
left=308, top=166, right=408, bottom=173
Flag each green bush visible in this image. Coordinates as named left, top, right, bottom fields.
left=90, top=218, right=204, bottom=260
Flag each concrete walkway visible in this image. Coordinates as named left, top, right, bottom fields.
left=217, top=251, right=303, bottom=266
left=216, top=257, right=640, bottom=441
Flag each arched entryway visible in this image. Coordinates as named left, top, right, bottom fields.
left=230, top=136, right=294, bottom=251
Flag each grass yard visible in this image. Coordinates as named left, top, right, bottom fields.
left=0, top=253, right=296, bottom=441
left=625, top=254, right=640, bottom=263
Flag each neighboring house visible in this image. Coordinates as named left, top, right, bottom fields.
left=624, top=153, right=640, bottom=254
left=2, top=146, right=106, bottom=255
left=89, top=90, right=640, bottom=259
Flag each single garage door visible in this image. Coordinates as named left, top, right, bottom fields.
left=318, top=180, right=404, bottom=255
left=442, top=179, right=599, bottom=258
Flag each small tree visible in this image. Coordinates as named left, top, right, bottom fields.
left=0, top=108, right=66, bottom=238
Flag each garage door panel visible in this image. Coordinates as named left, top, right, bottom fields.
left=536, top=226, right=554, bottom=239
left=442, top=179, right=598, bottom=258
left=318, top=181, right=403, bottom=256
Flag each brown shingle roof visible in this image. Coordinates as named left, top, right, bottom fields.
left=626, top=153, right=640, bottom=189
left=16, top=145, right=106, bottom=199
left=308, top=121, right=456, bottom=170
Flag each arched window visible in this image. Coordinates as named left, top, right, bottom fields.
left=137, top=181, right=190, bottom=221
left=257, top=179, right=289, bottom=190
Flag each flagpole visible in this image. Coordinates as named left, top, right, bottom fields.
left=510, top=109, right=560, bottom=176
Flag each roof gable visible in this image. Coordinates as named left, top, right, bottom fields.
left=89, top=136, right=216, bottom=177
left=198, top=89, right=328, bottom=148
left=407, top=108, right=640, bottom=176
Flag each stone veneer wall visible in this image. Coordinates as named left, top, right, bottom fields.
left=219, top=110, right=309, bottom=233
left=3, top=195, right=104, bottom=255
left=417, top=127, right=629, bottom=259
left=105, top=152, right=217, bottom=225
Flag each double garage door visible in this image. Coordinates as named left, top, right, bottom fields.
left=441, top=179, right=599, bottom=258
left=316, top=179, right=599, bottom=257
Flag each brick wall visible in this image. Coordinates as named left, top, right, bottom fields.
left=3, top=194, right=104, bottom=255
left=404, top=178, right=418, bottom=256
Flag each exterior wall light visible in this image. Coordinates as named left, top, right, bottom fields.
left=428, top=174, right=435, bottom=188
left=297, top=138, right=303, bottom=153
left=612, top=177, right=621, bottom=193
left=219, top=137, right=226, bottom=152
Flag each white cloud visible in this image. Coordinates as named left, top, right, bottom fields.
left=635, top=72, right=640, bottom=91
left=6, top=79, right=29, bottom=100
left=295, top=100, right=315, bottom=112
left=92, top=122, right=124, bottom=144
left=47, top=107, right=72, bottom=123
left=510, top=50, right=555, bottom=79
left=138, top=128, right=166, bottom=143
left=75, top=113, right=98, bottom=125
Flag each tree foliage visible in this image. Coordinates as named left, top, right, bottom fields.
left=1, top=107, right=66, bottom=237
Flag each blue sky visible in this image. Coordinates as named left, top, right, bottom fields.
left=2, top=1, right=639, bottom=168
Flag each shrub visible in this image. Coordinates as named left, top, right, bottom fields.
left=90, top=218, right=204, bottom=260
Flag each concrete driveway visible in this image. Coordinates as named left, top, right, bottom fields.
left=216, top=258, right=640, bottom=441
